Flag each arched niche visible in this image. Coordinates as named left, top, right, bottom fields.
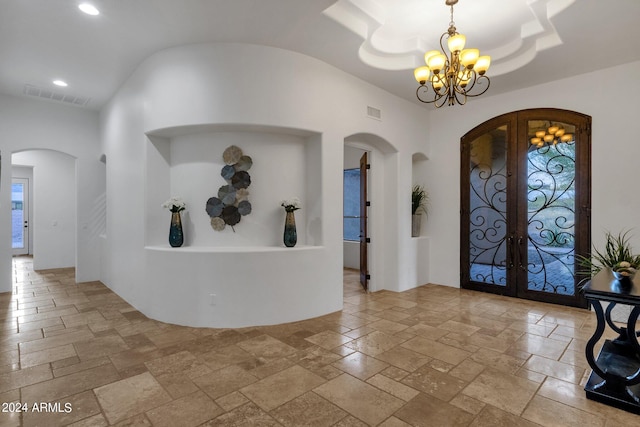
left=412, top=151, right=429, bottom=237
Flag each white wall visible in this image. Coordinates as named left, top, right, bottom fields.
left=12, top=151, right=76, bottom=270
left=99, top=43, right=430, bottom=326
left=425, top=60, right=640, bottom=288
left=0, top=95, right=102, bottom=292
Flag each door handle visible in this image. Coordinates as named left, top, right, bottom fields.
left=507, top=236, right=514, bottom=269
left=517, top=236, right=526, bottom=271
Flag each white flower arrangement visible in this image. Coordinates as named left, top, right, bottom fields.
left=281, top=197, right=301, bottom=212
left=162, top=197, right=186, bottom=213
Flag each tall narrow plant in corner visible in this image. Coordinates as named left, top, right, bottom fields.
left=411, top=185, right=428, bottom=237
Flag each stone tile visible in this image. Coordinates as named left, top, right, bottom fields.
left=462, top=369, right=539, bottom=415
left=332, top=415, right=370, bottom=427
left=378, top=417, right=413, bottom=427
left=16, top=316, right=64, bottom=332
left=367, top=319, right=409, bottom=335
left=449, top=393, right=486, bottom=415
left=5, top=259, right=638, bottom=427
left=394, top=393, right=475, bottom=427
left=522, top=354, right=586, bottom=384
left=66, top=413, right=109, bottom=426
left=344, top=330, right=406, bottom=356
left=203, top=402, right=280, bottom=426
left=305, top=330, right=352, bottom=350
left=469, top=404, right=541, bottom=427
left=438, top=319, right=482, bottom=336
left=0, top=349, right=19, bottom=368
left=17, top=306, right=79, bottom=324
left=145, top=329, right=198, bottom=348
left=236, top=334, right=297, bottom=360
left=73, top=335, right=131, bottom=361
left=449, top=358, right=486, bottom=382
left=314, top=373, right=405, bottom=426
left=332, top=351, right=389, bottom=380
left=0, top=389, right=21, bottom=427
left=145, top=390, right=223, bottom=427
left=401, top=336, right=471, bottom=364
left=510, top=333, right=569, bottom=360
left=22, top=390, right=101, bottom=427
left=144, top=350, right=211, bottom=379
left=94, top=372, right=172, bottom=424
left=375, top=346, right=431, bottom=372
left=61, top=310, right=107, bottom=327
left=198, top=344, right=253, bottom=371
left=366, top=373, right=420, bottom=401
left=19, top=343, right=78, bottom=368
left=215, top=391, right=250, bottom=412
left=0, top=363, right=52, bottom=394
left=53, top=355, right=112, bottom=378
left=522, top=395, right=606, bottom=427
left=240, top=365, right=325, bottom=411
left=401, top=364, right=467, bottom=401
left=0, top=329, right=43, bottom=347
left=470, top=347, right=527, bottom=375
left=18, top=329, right=94, bottom=354
left=22, top=363, right=120, bottom=403
left=193, top=365, right=258, bottom=399
left=270, top=391, right=347, bottom=427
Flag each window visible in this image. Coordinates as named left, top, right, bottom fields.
left=343, top=168, right=360, bottom=241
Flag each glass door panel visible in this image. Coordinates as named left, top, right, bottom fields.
left=468, top=125, right=509, bottom=286
left=12, top=178, right=29, bottom=255
left=526, top=121, right=577, bottom=296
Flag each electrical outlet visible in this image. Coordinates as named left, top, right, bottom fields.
left=209, top=293, right=216, bottom=306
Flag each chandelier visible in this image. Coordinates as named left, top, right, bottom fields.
left=530, top=125, right=574, bottom=148
left=414, top=0, right=491, bottom=107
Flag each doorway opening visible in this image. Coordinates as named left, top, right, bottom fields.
left=11, top=177, right=30, bottom=255
left=343, top=146, right=369, bottom=292
left=11, top=149, right=77, bottom=272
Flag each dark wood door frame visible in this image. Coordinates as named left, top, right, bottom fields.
left=460, top=108, right=591, bottom=308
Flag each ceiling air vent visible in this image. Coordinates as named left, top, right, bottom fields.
left=23, top=84, right=91, bottom=107
left=367, top=106, right=381, bottom=121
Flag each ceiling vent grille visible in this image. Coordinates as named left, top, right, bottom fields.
left=23, top=84, right=91, bottom=107
left=367, top=106, right=381, bottom=120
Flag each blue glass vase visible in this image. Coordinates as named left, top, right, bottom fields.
left=283, top=210, right=297, bottom=247
left=169, top=211, right=184, bottom=247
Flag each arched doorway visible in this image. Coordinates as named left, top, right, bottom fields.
left=460, top=108, right=591, bottom=308
left=343, top=133, right=398, bottom=293
left=12, top=149, right=77, bottom=271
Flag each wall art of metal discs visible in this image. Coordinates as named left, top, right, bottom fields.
left=205, top=145, right=252, bottom=231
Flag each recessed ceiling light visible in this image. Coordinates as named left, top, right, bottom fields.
left=78, top=3, right=100, bottom=16
left=53, top=80, right=68, bottom=87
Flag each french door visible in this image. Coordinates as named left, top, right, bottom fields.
left=460, top=109, right=591, bottom=308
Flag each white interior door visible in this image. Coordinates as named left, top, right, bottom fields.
left=12, top=178, right=29, bottom=255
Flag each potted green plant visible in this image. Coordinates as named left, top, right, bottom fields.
left=411, top=185, right=428, bottom=237
left=578, top=230, right=640, bottom=283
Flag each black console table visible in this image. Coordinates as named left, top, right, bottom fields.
left=583, top=269, right=640, bottom=414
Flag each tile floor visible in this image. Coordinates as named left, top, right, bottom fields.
left=1, top=257, right=639, bottom=426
